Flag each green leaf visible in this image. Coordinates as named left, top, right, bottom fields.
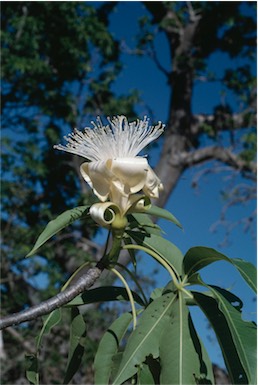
left=94, top=312, right=133, bottom=385
left=112, top=292, right=177, bottom=385
left=63, top=307, right=87, bottom=384
left=25, top=354, right=39, bottom=385
left=26, top=205, right=90, bottom=257
left=193, top=290, right=256, bottom=384
left=36, top=308, right=62, bottom=351
left=159, top=293, right=214, bottom=385
left=66, top=286, right=145, bottom=307
left=150, top=287, right=164, bottom=301
left=123, top=236, right=137, bottom=268
left=209, top=285, right=256, bottom=384
left=183, top=247, right=257, bottom=292
left=129, top=213, right=162, bottom=236
left=110, top=353, right=123, bottom=382
left=183, top=247, right=232, bottom=277
left=28, top=310, right=61, bottom=385
left=138, top=362, right=155, bottom=385
left=146, top=205, right=183, bottom=229
left=231, top=258, right=256, bottom=293
left=126, top=230, right=184, bottom=276
left=189, top=274, right=244, bottom=311
left=138, top=355, right=161, bottom=384
left=188, top=313, right=215, bottom=384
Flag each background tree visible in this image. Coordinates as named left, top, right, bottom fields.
left=139, top=2, right=256, bottom=208
left=1, top=2, right=256, bottom=384
left=1, top=3, right=137, bottom=383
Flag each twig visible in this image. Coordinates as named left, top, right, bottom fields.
left=148, top=41, right=170, bottom=78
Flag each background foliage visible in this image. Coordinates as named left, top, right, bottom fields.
left=1, top=2, right=256, bottom=384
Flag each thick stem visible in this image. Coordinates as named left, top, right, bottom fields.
left=0, top=266, right=102, bottom=330
left=0, top=229, right=124, bottom=330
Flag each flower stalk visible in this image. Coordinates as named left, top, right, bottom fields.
left=97, top=229, right=125, bottom=269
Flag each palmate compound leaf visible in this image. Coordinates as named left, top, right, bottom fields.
left=26, top=205, right=90, bottom=257
left=63, top=307, right=87, bottom=384
left=94, top=312, right=133, bottom=385
left=112, top=291, right=214, bottom=385
left=183, top=246, right=256, bottom=292
left=159, top=292, right=214, bottom=385
left=193, top=289, right=256, bottom=384
left=126, top=230, right=184, bottom=276
left=112, top=292, right=177, bottom=385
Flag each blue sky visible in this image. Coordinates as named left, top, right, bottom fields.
left=93, top=1, right=256, bottom=368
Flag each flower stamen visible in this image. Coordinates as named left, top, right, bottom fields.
left=54, top=115, right=164, bottom=161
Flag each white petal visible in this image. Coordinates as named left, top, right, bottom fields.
left=80, top=161, right=112, bottom=202
left=143, top=166, right=163, bottom=198
left=107, top=157, right=148, bottom=194
left=126, top=195, right=151, bottom=214
left=108, top=182, right=130, bottom=214
left=90, top=202, right=121, bottom=227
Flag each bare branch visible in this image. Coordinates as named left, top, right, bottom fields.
left=120, top=40, right=170, bottom=78
left=210, top=207, right=256, bottom=248
left=180, top=145, right=257, bottom=177
left=0, top=265, right=102, bottom=330
left=190, top=160, right=256, bottom=246
left=191, top=110, right=256, bottom=135
left=148, top=41, right=171, bottom=78
left=186, top=2, right=202, bottom=23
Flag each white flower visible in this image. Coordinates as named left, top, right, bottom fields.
left=54, top=115, right=164, bottom=222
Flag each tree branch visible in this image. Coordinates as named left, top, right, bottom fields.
left=186, top=2, right=202, bottom=23
left=180, top=145, right=257, bottom=177
left=148, top=41, right=171, bottom=78
left=0, top=265, right=103, bottom=330
left=191, top=109, right=256, bottom=136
